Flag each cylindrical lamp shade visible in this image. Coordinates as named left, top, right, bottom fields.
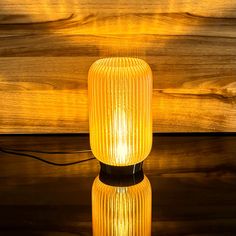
left=88, top=57, right=152, bottom=166
left=92, top=175, right=152, bottom=236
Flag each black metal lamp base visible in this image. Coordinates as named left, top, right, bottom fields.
left=99, top=162, right=144, bottom=186
left=100, top=162, right=143, bottom=175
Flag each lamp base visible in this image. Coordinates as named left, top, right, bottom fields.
left=100, top=162, right=143, bottom=175
left=99, top=162, right=143, bottom=186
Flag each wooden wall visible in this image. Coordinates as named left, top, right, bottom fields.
left=0, top=0, right=236, bottom=133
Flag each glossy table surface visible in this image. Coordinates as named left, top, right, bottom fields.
left=0, top=134, right=236, bottom=235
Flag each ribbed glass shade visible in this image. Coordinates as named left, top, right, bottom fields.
left=92, top=175, right=152, bottom=236
left=88, top=57, right=153, bottom=166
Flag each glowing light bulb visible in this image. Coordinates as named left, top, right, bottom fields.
left=88, top=57, right=153, bottom=166
left=92, top=175, right=152, bottom=236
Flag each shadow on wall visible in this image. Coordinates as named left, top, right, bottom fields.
left=0, top=0, right=236, bottom=133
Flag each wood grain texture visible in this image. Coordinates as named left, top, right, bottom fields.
left=0, top=1, right=236, bottom=133
left=0, top=134, right=236, bottom=235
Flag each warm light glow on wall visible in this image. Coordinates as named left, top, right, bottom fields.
left=88, top=57, right=152, bottom=166
left=92, top=175, right=152, bottom=236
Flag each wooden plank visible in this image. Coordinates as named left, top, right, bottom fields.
left=0, top=0, right=236, bottom=18
left=0, top=89, right=236, bottom=133
left=1, top=12, right=236, bottom=37
left=1, top=34, right=236, bottom=57
left=0, top=54, right=235, bottom=132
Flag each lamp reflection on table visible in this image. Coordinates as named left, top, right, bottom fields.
left=92, top=170, right=152, bottom=236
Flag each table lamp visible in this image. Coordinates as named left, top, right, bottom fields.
left=88, top=57, right=152, bottom=173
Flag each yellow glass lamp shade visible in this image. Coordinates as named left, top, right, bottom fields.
left=88, top=57, right=153, bottom=166
left=92, top=175, right=152, bottom=236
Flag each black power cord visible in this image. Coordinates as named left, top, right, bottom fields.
left=0, top=148, right=92, bottom=154
left=0, top=147, right=96, bottom=166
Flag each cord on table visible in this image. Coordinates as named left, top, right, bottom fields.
left=0, top=147, right=96, bottom=166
